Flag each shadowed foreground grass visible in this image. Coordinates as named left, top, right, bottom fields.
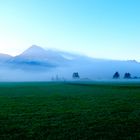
left=0, top=82, right=140, bottom=140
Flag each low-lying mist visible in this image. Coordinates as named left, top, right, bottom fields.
left=0, top=45, right=140, bottom=82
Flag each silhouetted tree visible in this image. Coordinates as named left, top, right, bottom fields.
left=124, top=73, right=131, bottom=79
left=113, top=72, right=120, bottom=79
left=72, top=72, right=80, bottom=79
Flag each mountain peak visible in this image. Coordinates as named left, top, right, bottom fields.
left=21, top=45, right=47, bottom=56
left=27, top=45, right=45, bottom=51
left=12, top=45, right=68, bottom=66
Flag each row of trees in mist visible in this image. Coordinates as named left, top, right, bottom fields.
left=113, top=72, right=139, bottom=79
left=51, top=71, right=139, bottom=81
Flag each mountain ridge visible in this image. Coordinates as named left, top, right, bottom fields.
left=0, top=45, right=138, bottom=63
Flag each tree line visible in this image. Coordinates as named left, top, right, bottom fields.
left=113, top=72, right=139, bottom=79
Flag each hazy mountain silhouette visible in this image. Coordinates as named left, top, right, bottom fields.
left=5, top=45, right=69, bottom=70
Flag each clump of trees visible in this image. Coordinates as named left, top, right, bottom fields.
left=72, top=72, right=80, bottom=79
left=124, top=73, right=131, bottom=79
left=113, top=72, right=135, bottom=79
left=113, top=72, right=120, bottom=79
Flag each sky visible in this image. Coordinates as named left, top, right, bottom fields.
left=0, top=0, right=140, bottom=60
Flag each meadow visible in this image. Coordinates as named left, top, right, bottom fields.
left=0, top=81, right=140, bottom=140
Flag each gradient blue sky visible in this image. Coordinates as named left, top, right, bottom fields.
left=0, top=0, right=140, bottom=60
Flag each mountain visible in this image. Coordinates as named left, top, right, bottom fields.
left=6, top=45, right=69, bottom=69
left=21, top=45, right=48, bottom=57
left=0, top=45, right=140, bottom=81
left=19, top=45, right=68, bottom=61
left=0, top=53, right=13, bottom=62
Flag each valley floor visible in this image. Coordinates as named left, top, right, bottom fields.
left=0, top=82, right=140, bottom=140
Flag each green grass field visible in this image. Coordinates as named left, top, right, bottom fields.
left=0, top=82, right=140, bottom=140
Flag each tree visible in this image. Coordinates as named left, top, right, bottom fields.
left=113, top=72, right=120, bottom=79
left=124, top=73, right=131, bottom=79
left=72, top=72, right=80, bottom=79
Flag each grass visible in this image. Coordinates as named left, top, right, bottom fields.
left=0, top=82, right=140, bottom=139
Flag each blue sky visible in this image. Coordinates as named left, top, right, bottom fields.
left=0, top=0, right=140, bottom=60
